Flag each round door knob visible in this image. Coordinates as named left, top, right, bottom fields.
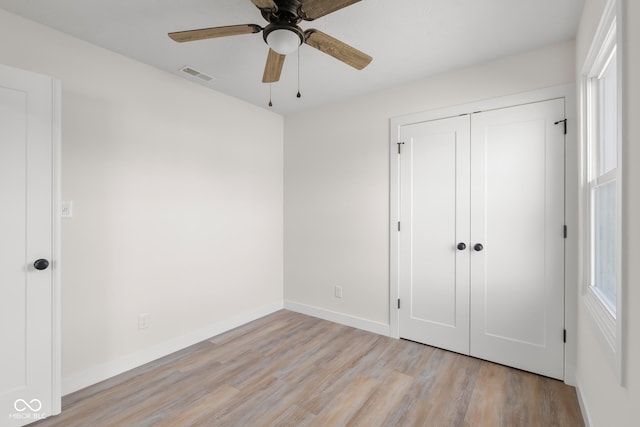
left=34, top=259, right=49, bottom=270
left=473, top=243, right=484, bottom=252
left=457, top=243, right=467, bottom=251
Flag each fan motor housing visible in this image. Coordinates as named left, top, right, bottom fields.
left=261, top=0, right=303, bottom=24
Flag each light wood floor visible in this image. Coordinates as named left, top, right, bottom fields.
left=34, top=310, right=584, bottom=427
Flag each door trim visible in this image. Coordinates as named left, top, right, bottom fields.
left=389, top=84, right=577, bottom=384
left=52, top=78, right=62, bottom=416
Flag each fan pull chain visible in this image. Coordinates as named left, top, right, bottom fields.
left=268, top=83, right=273, bottom=107
left=297, top=47, right=301, bottom=98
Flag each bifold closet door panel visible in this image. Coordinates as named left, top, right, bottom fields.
left=399, top=115, right=471, bottom=355
left=469, top=99, right=565, bottom=380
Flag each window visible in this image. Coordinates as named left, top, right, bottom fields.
left=580, top=0, right=623, bottom=382
left=589, top=48, right=617, bottom=315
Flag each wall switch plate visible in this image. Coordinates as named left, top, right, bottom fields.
left=61, top=201, right=73, bottom=218
left=335, top=285, right=343, bottom=299
left=138, top=313, right=150, bottom=330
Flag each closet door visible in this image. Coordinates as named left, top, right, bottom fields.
left=469, top=99, right=565, bottom=379
left=398, top=116, right=470, bottom=354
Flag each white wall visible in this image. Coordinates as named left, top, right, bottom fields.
left=574, top=1, right=639, bottom=425
left=284, top=41, right=576, bottom=327
left=0, top=10, right=283, bottom=393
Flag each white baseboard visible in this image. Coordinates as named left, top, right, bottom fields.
left=284, top=300, right=390, bottom=336
left=62, top=301, right=283, bottom=395
left=574, top=375, right=593, bottom=427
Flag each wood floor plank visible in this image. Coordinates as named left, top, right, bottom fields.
left=33, top=310, right=584, bottom=427
left=106, top=369, right=229, bottom=427
left=204, top=371, right=279, bottom=425
left=463, top=362, right=510, bottom=426
left=275, top=324, right=359, bottom=383
left=51, top=370, right=185, bottom=427
left=152, top=384, right=239, bottom=427
left=539, top=373, right=585, bottom=427
left=226, top=321, right=340, bottom=392
left=503, top=369, right=543, bottom=426
left=294, top=335, right=387, bottom=416
left=308, top=374, right=380, bottom=427
left=418, top=352, right=481, bottom=426
left=212, top=377, right=290, bottom=426
left=346, top=371, right=414, bottom=427
left=378, top=394, right=422, bottom=427
left=384, top=339, right=437, bottom=377
left=61, top=340, right=214, bottom=409
left=269, top=405, right=316, bottom=427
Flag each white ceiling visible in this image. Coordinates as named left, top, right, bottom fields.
left=0, top=0, right=584, bottom=115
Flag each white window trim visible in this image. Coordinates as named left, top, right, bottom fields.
left=579, top=0, right=624, bottom=384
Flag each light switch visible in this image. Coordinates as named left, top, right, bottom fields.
left=61, top=201, right=73, bottom=218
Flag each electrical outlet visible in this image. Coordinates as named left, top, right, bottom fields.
left=138, top=313, right=150, bottom=330
left=335, top=285, right=343, bottom=299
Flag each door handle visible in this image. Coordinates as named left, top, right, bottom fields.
left=473, top=243, right=484, bottom=252
left=457, top=243, right=467, bottom=251
left=34, top=259, right=50, bottom=270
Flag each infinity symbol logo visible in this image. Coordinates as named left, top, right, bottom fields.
left=14, top=399, right=42, bottom=412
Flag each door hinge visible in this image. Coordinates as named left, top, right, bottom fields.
left=397, top=141, right=405, bottom=154
left=398, top=221, right=401, bottom=232
left=564, top=225, right=568, bottom=239
left=563, top=329, right=567, bottom=343
left=398, top=299, right=401, bottom=309
left=554, top=118, right=567, bottom=135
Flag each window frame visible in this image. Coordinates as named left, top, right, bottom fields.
left=587, top=43, right=617, bottom=316
left=579, top=0, right=624, bottom=384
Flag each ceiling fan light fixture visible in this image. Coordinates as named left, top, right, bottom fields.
left=171, top=0, right=372, bottom=87
left=266, top=27, right=302, bottom=55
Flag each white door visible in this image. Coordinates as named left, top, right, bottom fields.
left=398, top=98, right=565, bottom=380
left=469, top=99, right=565, bottom=379
left=398, top=116, right=471, bottom=354
left=1, top=64, right=58, bottom=425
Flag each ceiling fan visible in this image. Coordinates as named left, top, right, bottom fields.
left=168, top=0, right=372, bottom=84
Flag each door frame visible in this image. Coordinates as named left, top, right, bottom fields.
left=389, top=84, right=577, bottom=384
left=52, top=78, right=62, bottom=416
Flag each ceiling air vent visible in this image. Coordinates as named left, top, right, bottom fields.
left=179, top=66, right=215, bottom=82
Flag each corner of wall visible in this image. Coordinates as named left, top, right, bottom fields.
left=284, top=300, right=390, bottom=337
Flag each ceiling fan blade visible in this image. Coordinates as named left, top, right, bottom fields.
left=304, top=29, right=372, bottom=70
left=263, top=49, right=286, bottom=83
left=299, top=0, right=361, bottom=20
left=251, top=0, right=277, bottom=9
left=168, top=24, right=262, bottom=43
